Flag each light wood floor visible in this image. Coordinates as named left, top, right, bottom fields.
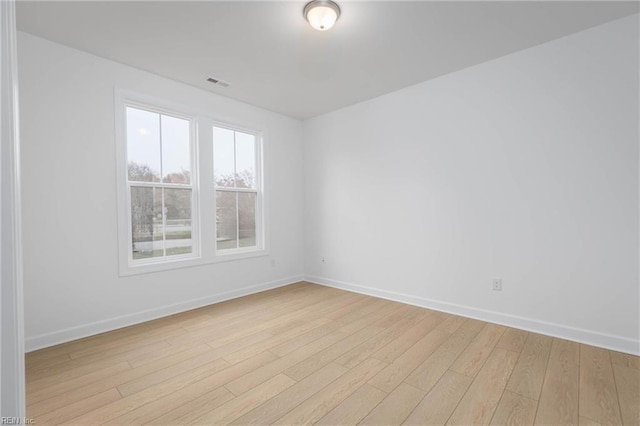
left=26, top=282, right=639, bottom=425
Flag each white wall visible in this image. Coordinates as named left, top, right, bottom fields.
left=18, top=32, right=305, bottom=351
left=303, top=15, right=639, bottom=354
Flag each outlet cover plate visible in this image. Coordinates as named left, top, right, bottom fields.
left=492, top=278, right=502, bottom=291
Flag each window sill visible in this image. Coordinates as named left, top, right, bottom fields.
left=119, top=249, right=269, bottom=277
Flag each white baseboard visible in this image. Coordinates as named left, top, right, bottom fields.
left=306, top=275, right=640, bottom=356
left=25, top=275, right=304, bottom=352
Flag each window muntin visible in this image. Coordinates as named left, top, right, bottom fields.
left=213, top=126, right=260, bottom=253
left=125, top=106, right=195, bottom=262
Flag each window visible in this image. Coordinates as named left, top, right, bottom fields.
left=116, top=91, right=266, bottom=275
left=213, top=126, right=260, bottom=253
left=126, top=106, right=196, bottom=261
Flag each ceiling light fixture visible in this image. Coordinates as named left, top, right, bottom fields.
left=303, top=0, right=340, bottom=31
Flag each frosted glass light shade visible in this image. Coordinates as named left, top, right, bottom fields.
left=304, top=0, right=340, bottom=31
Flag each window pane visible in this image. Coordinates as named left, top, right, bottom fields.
left=164, top=188, right=192, bottom=256
left=127, top=107, right=161, bottom=182
left=131, top=186, right=163, bottom=259
left=161, top=115, right=191, bottom=184
left=238, top=192, right=256, bottom=248
left=235, top=132, right=256, bottom=189
left=213, top=126, right=235, bottom=188
left=216, top=191, right=237, bottom=250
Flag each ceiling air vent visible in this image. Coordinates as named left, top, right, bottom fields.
left=207, top=77, right=230, bottom=88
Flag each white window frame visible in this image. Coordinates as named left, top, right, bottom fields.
left=212, top=122, right=265, bottom=257
left=115, top=90, right=267, bottom=276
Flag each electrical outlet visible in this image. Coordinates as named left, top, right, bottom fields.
left=321, top=257, right=326, bottom=263
left=270, top=259, right=276, bottom=267
left=492, top=278, right=502, bottom=291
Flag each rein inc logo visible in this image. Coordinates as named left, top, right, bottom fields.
left=1, top=418, right=35, bottom=425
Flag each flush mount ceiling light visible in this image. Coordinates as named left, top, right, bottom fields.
left=304, top=0, right=341, bottom=31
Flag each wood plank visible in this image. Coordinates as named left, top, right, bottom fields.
left=370, top=313, right=443, bottom=363
left=67, top=324, right=185, bottom=360
left=27, top=354, right=230, bottom=416
left=231, top=363, right=348, bottom=425
left=283, top=325, right=384, bottom=381
left=448, top=348, right=519, bottom=425
left=28, top=343, right=216, bottom=413
left=456, top=318, right=487, bottom=333
left=360, top=383, right=425, bottom=425
left=25, top=346, right=75, bottom=365
left=505, top=333, right=553, bottom=400
left=264, top=291, right=362, bottom=335
left=579, top=416, right=602, bottom=425
left=437, top=314, right=469, bottom=334
left=450, top=323, right=507, bottom=377
left=188, top=374, right=295, bottom=425
left=490, top=391, right=537, bottom=425
left=167, top=289, right=332, bottom=347
left=129, top=331, right=271, bottom=368
left=30, top=322, right=154, bottom=359
left=334, top=309, right=429, bottom=369
left=31, top=388, right=122, bottom=425
left=273, top=358, right=387, bottom=425
left=25, top=352, right=72, bottom=375
left=403, top=370, right=472, bottom=425
left=224, top=328, right=350, bottom=396
left=59, top=351, right=276, bottom=425
left=135, top=347, right=281, bottom=425
left=612, top=363, right=640, bottom=425
left=579, top=344, right=622, bottom=425
left=144, top=387, right=234, bottom=425
left=26, top=340, right=171, bottom=383
left=610, top=351, right=640, bottom=371
left=117, top=348, right=232, bottom=396
left=368, top=325, right=452, bottom=393
left=231, top=318, right=331, bottom=361
left=27, top=354, right=130, bottom=389
left=316, top=384, right=387, bottom=425
left=323, top=295, right=381, bottom=322
left=336, top=299, right=405, bottom=335
left=549, top=338, right=580, bottom=364
left=496, top=328, right=529, bottom=352
left=106, top=385, right=234, bottom=425
left=267, top=320, right=343, bottom=359
left=190, top=284, right=330, bottom=324
left=27, top=361, right=132, bottom=405
left=267, top=297, right=383, bottom=357
left=371, top=304, right=426, bottom=328
left=535, top=338, right=579, bottom=425
left=405, top=319, right=483, bottom=392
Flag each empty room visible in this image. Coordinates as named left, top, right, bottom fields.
left=1, top=0, right=639, bottom=424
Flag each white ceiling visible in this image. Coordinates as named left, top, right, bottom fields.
left=16, top=1, right=639, bottom=119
